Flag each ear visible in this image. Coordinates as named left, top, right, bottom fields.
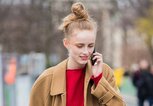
left=63, top=38, right=69, bottom=49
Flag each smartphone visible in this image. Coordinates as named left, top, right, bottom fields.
left=90, top=49, right=97, bottom=66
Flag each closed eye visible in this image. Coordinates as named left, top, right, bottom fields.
left=76, top=44, right=84, bottom=48
left=88, top=44, right=94, bottom=48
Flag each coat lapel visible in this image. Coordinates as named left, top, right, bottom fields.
left=50, top=59, right=67, bottom=96
left=84, top=60, right=93, bottom=106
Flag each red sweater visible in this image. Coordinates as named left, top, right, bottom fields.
left=66, top=67, right=102, bottom=106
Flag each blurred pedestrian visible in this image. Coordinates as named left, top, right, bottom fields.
left=132, top=59, right=153, bottom=106
left=29, top=2, right=125, bottom=106
left=4, top=57, right=17, bottom=85
left=151, top=65, right=153, bottom=75
left=147, top=65, right=153, bottom=106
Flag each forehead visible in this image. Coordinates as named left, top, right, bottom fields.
left=70, top=30, right=96, bottom=43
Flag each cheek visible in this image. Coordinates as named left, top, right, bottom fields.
left=74, top=48, right=82, bottom=55
left=89, top=51, right=93, bottom=56
left=89, top=48, right=95, bottom=54
left=69, top=46, right=80, bottom=55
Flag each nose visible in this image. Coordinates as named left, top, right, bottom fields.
left=82, top=47, right=89, bottom=54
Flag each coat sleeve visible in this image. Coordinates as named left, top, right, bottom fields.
left=91, top=64, right=126, bottom=106
left=29, top=74, right=52, bottom=106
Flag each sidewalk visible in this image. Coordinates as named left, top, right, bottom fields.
left=122, top=94, right=137, bottom=106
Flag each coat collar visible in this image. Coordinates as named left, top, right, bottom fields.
left=50, top=59, right=92, bottom=96
left=50, top=59, right=67, bottom=95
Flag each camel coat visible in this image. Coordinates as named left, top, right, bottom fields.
left=29, top=59, right=126, bottom=106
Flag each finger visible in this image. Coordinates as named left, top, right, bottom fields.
left=92, top=55, right=102, bottom=61
left=96, top=58, right=103, bottom=63
left=93, top=58, right=103, bottom=66
left=93, top=52, right=102, bottom=56
left=95, top=58, right=102, bottom=63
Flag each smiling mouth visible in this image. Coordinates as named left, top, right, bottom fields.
left=80, top=56, right=88, bottom=60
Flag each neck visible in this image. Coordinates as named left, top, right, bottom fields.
left=67, top=57, right=85, bottom=69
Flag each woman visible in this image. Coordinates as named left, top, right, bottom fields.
left=29, top=2, right=125, bottom=106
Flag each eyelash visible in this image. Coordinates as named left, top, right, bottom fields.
left=89, top=45, right=94, bottom=48
left=77, top=45, right=93, bottom=48
left=77, top=45, right=83, bottom=48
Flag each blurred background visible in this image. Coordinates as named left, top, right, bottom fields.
left=0, top=0, right=153, bottom=106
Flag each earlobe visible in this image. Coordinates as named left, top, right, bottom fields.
left=63, top=38, right=69, bottom=49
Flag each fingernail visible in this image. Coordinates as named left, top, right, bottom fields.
left=94, top=62, right=97, bottom=65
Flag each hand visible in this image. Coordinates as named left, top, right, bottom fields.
left=91, top=52, right=103, bottom=77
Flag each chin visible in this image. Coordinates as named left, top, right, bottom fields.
left=79, top=60, right=88, bottom=65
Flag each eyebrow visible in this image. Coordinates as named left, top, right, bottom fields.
left=75, top=43, right=94, bottom=45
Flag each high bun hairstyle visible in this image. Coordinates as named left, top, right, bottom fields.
left=59, top=2, right=97, bottom=38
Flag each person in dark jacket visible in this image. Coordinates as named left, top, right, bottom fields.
left=132, top=60, right=153, bottom=106
left=147, top=65, right=153, bottom=106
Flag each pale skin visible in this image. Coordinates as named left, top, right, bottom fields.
left=63, top=29, right=103, bottom=77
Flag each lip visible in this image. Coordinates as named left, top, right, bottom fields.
left=80, top=56, right=88, bottom=60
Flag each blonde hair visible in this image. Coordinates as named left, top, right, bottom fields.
left=59, top=2, right=97, bottom=38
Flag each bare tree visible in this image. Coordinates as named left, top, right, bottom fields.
left=0, top=0, right=13, bottom=48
